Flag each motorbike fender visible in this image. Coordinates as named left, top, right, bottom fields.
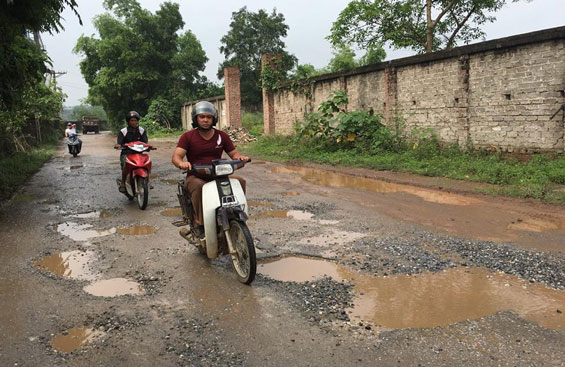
left=132, top=168, right=148, bottom=178
left=202, top=178, right=247, bottom=259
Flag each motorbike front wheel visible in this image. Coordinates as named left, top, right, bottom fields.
left=135, top=176, right=148, bottom=210
left=228, top=220, right=256, bottom=285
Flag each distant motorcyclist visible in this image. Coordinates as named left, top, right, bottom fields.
left=114, top=111, right=148, bottom=193
left=64, top=122, right=82, bottom=154
left=171, top=101, right=248, bottom=238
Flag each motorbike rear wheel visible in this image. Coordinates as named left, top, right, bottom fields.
left=135, top=176, right=148, bottom=210
left=228, top=220, right=256, bottom=285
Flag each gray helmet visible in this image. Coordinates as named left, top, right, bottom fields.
left=126, top=111, right=140, bottom=122
left=191, top=101, right=217, bottom=129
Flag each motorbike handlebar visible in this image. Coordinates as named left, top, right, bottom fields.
left=180, top=158, right=251, bottom=174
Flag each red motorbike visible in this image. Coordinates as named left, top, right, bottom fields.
left=115, top=141, right=155, bottom=210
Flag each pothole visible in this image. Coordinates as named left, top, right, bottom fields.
left=50, top=326, right=105, bottom=353
left=70, top=210, right=114, bottom=219
left=57, top=222, right=116, bottom=242
left=33, top=250, right=99, bottom=281
left=258, top=256, right=565, bottom=330
left=160, top=208, right=182, bottom=217
left=116, top=225, right=156, bottom=235
left=83, top=278, right=145, bottom=297
left=161, top=178, right=180, bottom=186
left=269, top=166, right=482, bottom=206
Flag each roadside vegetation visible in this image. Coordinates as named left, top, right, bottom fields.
left=0, top=146, right=56, bottom=201
left=242, top=91, right=565, bottom=205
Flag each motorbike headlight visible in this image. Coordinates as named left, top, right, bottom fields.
left=214, top=164, right=233, bottom=176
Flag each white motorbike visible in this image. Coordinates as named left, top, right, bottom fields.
left=173, top=159, right=256, bottom=284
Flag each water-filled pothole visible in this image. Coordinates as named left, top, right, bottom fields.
left=298, top=229, right=365, bottom=246
left=160, top=208, right=182, bottom=216
left=33, top=250, right=99, bottom=281
left=71, top=210, right=114, bottom=219
left=281, top=192, right=301, bottom=196
left=51, top=327, right=105, bottom=353
left=83, top=278, right=145, bottom=297
left=116, top=225, right=156, bottom=235
left=162, top=178, right=180, bottom=186
left=269, top=166, right=482, bottom=206
left=57, top=222, right=116, bottom=242
left=258, top=256, right=565, bottom=329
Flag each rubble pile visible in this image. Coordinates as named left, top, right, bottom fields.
left=223, top=126, right=257, bottom=145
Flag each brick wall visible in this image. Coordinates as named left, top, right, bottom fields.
left=266, top=27, right=565, bottom=152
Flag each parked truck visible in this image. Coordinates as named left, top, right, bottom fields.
left=82, top=116, right=100, bottom=134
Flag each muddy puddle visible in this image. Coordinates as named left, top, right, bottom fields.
left=507, top=217, right=564, bottom=232
left=57, top=222, right=116, bottom=242
left=116, top=225, right=156, bottom=235
left=160, top=208, right=182, bottom=216
left=33, top=250, right=99, bottom=281
left=58, top=164, right=84, bottom=171
left=258, top=256, right=565, bottom=330
left=83, top=278, right=145, bottom=297
left=269, top=166, right=482, bottom=206
left=51, top=327, right=105, bottom=353
left=281, top=192, right=301, bottom=196
left=71, top=210, right=114, bottom=219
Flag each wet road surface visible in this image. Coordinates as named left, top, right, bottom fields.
left=0, top=132, right=564, bottom=366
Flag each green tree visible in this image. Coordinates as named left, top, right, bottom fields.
left=66, top=104, right=107, bottom=121
left=218, top=7, right=297, bottom=107
left=0, top=0, right=80, bottom=154
left=327, top=45, right=358, bottom=73
left=358, top=44, right=387, bottom=66
left=74, top=0, right=208, bottom=130
left=329, top=0, right=525, bottom=54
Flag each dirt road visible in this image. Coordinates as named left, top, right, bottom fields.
left=1, top=132, right=564, bottom=366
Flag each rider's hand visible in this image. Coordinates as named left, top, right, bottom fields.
left=178, top=161, right=191, bottom=170
left=239, top=155, right=250, bottom=162
left=114, top=144, right=121, bottom=150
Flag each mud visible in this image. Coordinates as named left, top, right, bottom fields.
left=83, top=278, right=145, bottom=297
left=33, top=250, right=99, bottom=281
left=57, top=222, right=116, bottom=242
left=51, top=327, right=105, bottom=353
left=259, top=256, right=565, bottom=330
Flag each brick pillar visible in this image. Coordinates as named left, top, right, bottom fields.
left=224, top=66, right=241, bottom=128
left=262, top=54, right=282, bottom=135
left=384, top=66, right=397, bottom=125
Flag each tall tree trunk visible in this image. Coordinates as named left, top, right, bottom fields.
left=426, top=0, right=433, bottom=53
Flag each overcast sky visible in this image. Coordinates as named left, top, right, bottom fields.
left=42, top=0, right=564, bottom=106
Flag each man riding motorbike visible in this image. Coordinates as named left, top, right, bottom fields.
left=64, top=122, right=82, bottom=154
left=114, top=111, right=148, bottom=193
left=171, top=101, right=249, bottom=239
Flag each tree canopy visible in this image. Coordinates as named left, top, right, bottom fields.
left=0, top=0, right=80, bottom=154
left=74, top=0, right=210, bottom=130
left=218, top=7, right=296, bottom=107
left=329, top=0, right=525, bottom=54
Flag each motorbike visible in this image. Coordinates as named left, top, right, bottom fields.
left=67, top=134, right=81, bottom=157
left=115, top=141, right=155, bottom=210
left=173, top=158, right=256, bottom=284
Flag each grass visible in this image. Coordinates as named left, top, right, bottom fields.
left=241, top=135, right=565, bottom=205
left=0, top=145, right=56, bottom=202
left=241, top=111, right=263, bottom=137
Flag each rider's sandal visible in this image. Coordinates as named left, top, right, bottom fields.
left=119, top=186, right=126, bottom=193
